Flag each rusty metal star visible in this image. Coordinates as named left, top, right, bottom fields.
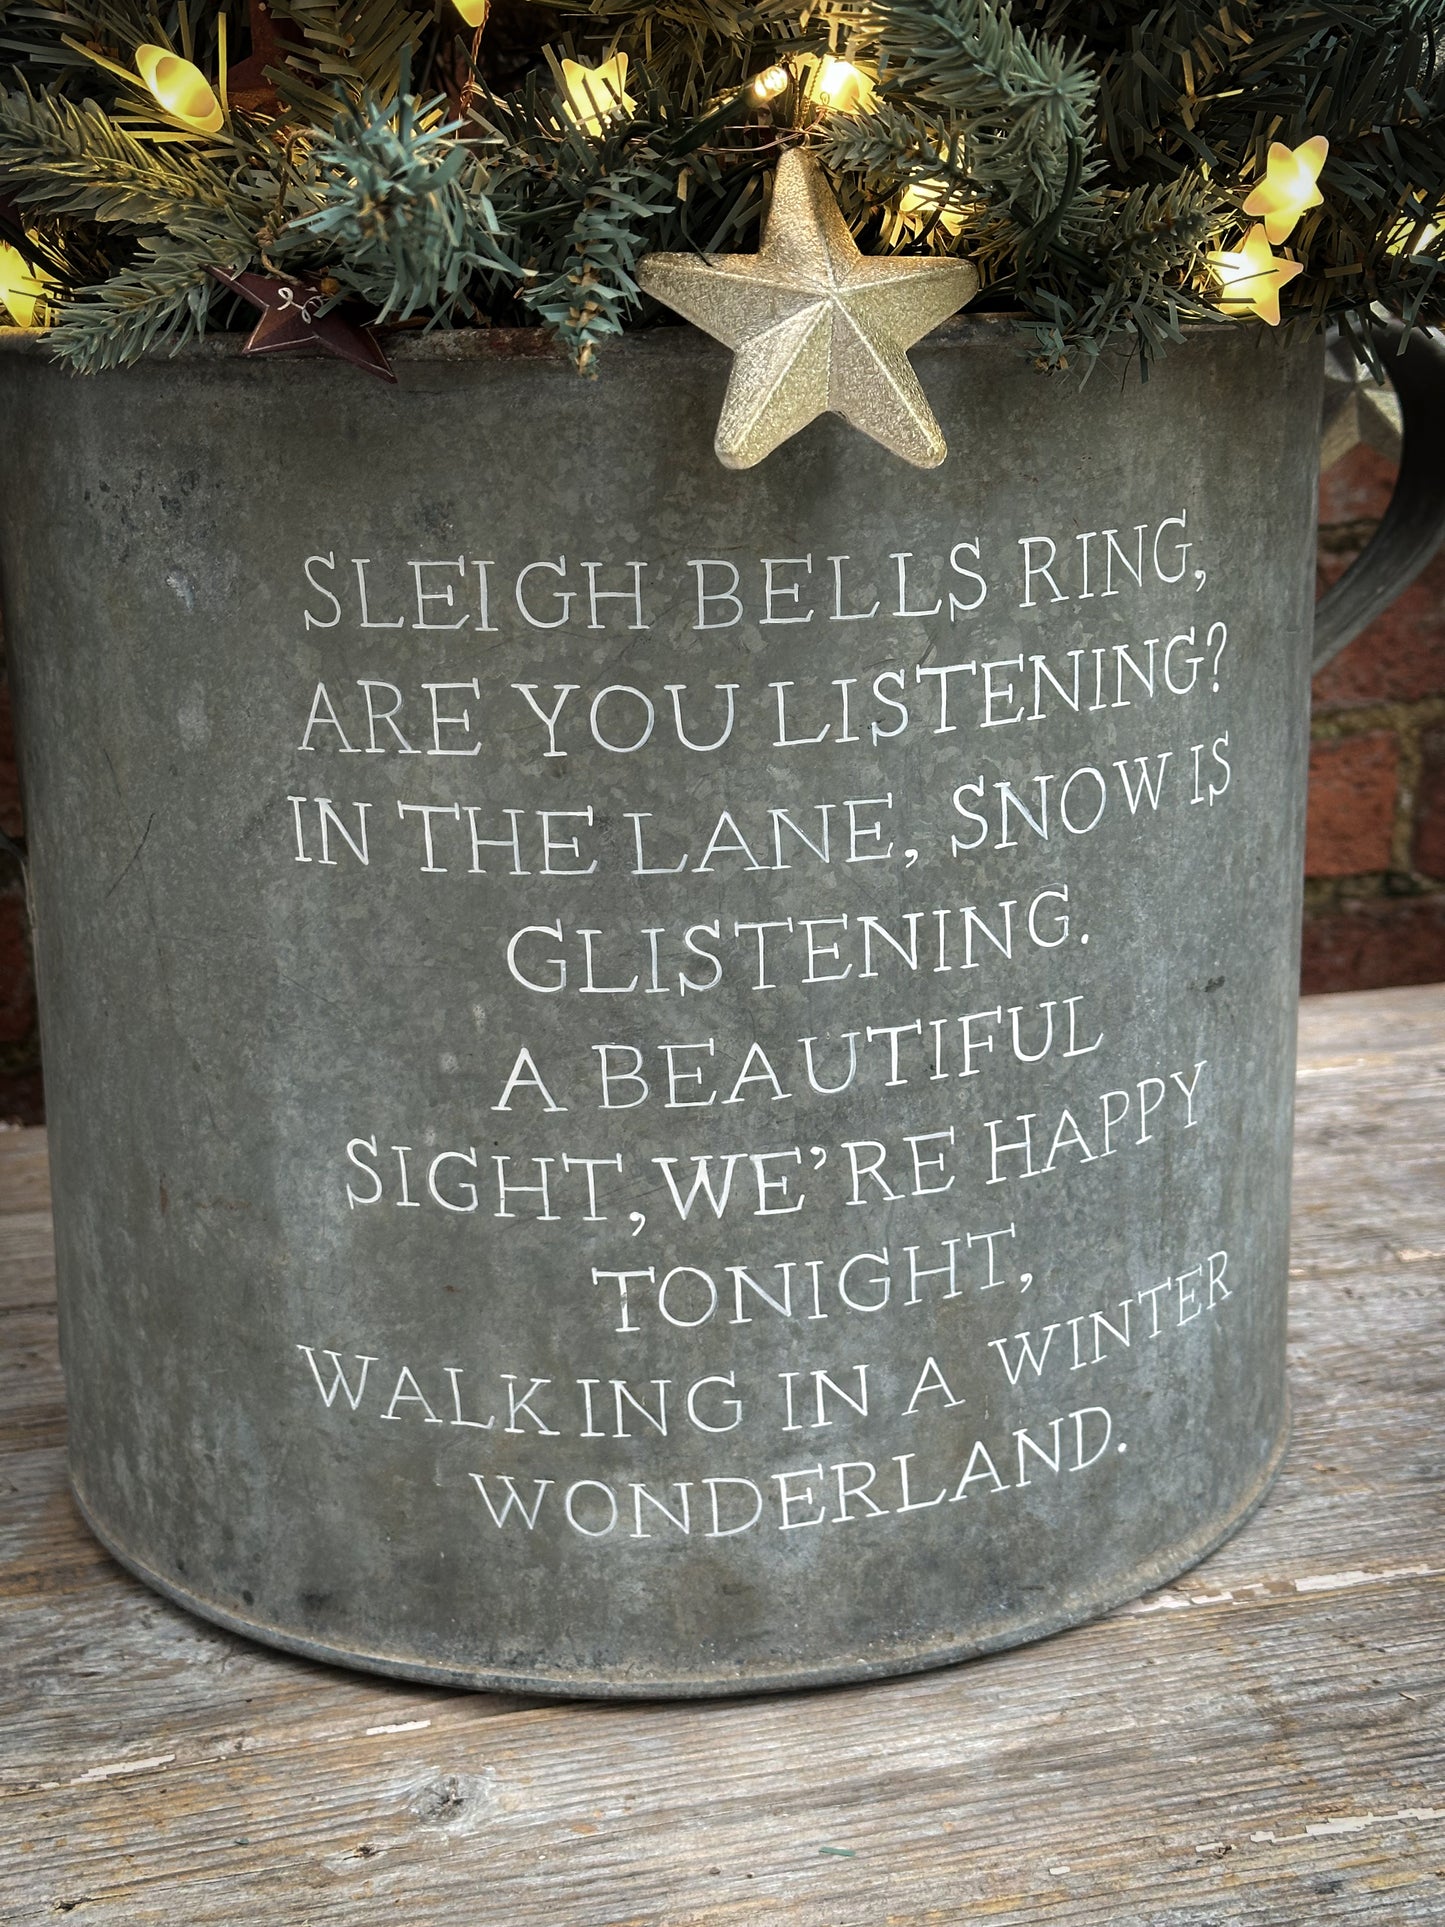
left=639, top=149, right=977, bottom=469
left=208, top=268, right=396, bottom=383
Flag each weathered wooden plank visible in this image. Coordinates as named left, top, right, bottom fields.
left=1295, top=981, right=1445, bottom=1056
left=0, top=1210, right=57, bottom=1313
left=0, top=1125, right=50, bottom=1217
left=2, top=1453, right=1439, bottom=1784
left=0, top=987, right=1441, bottom=1927
left=7, top=1584, right=1442, bottom=1927
left=0, top=1302, right=59, bottom=1421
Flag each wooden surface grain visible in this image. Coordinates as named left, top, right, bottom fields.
left=1, top=985, right=1441, bottom=1926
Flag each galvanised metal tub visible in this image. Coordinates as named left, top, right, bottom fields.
left=1, top=318, right=1439, bottom=1695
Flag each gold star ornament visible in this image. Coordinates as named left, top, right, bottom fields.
left=639, top=150, right=979, bottom=469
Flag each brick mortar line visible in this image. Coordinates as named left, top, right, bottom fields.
left=1317, top=518, right=1385, bottom=554
left=1313, top=497, right=1442, bottom=869
left=1395, top=717, right=1427, bottom=874
left=1308, top=694, right=1445, bottom=881
left=1303, top=874, right=1445, bottom=911
left=1309, top=694, right=1445, bottom=740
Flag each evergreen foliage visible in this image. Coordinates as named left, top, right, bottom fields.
left=0, top=0, right=1442, bottom=375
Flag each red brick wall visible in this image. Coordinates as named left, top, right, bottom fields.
left=0, top=444, right=1440, bottom=1123
left=1309, top=445, right=1445, bottom=992
left=0, top=680, right=38, bottom=1125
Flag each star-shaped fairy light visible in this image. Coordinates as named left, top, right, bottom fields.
left=807, top=55, right=876, bottom=114
left=898, top=176, right=968, bottom=238
left=559, top=54, right=634, bottom=134
left=639, top=149, right=978, bottom=468
left=1243, top=136, right=1329, bottom=244
left=208, top=268, right=396, bottom=382
left=1205, top=224, right=1303, bottom=327
left=0, top=243, right=49, bottom=326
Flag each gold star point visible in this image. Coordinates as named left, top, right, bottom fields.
left=640, top=149, right=978, bottom=468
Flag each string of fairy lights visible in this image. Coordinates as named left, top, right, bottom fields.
left=0, top=0, right=1341, bottom=337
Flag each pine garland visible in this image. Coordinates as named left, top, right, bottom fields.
left=0, top=0, right=1442, bottom=376
left=282, top=87, right=508, bottom=320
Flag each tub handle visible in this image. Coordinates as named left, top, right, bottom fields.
left=1314, top=321, right=1445, bottom=671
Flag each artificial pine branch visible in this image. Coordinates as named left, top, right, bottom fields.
left=1, top=0, right=1444, bottom=375
left=556, top=0, right=811, bottom=107
left=855, top=0, right=1095, bottom=223
left=517, top=154, right=670, bottom=369
left=0, top=3, right=242, bottom=92
left=42, top=226, right=223, bottom=367
left=264, top=0, right=445, bottom=119
left=0, top=83, right=236, bottom=222
left=479, top=74, right=677, bottom=364
left=280, top=85, right=513, bottom=318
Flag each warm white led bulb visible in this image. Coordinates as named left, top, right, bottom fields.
left=899, top=178, right=967, bottom=237
left=0, top=244, right=47, bottom=327
left=812, top=57, right=873, bottom=113
left=135, top=44, right=224, bottom=134
left=1205, top=224, right=1302, bottom=327
left=1242, top=136, right=1328, bottom=245
left=559, top=54, right=635, bottom=135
